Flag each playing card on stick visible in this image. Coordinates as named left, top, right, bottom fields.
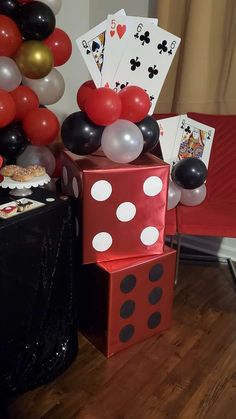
left=101, top=15, right=158, bottom=87
left=111, top=22, right=181, bottom=114
left=76, top=9, right=125, bottom=87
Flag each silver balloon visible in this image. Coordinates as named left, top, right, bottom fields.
left=39, top=0, right=62, bottom=15
left=17, top=145, right=56, bottom=176
left=180, top=183, right=207, bottom=206
left=0, top=57, right=22, bottom=92
left=167, top=180, right=181, bottom=210
left=101, top=119, right=144, bottom=163
left=22, top=68, right=65, bottom=105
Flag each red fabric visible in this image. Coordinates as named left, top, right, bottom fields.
left=178, top=113, right=236, bottom=237
left=165, top=208, right=177, bottom=236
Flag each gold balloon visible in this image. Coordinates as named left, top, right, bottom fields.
left=14, top=40, right=53, bottom=79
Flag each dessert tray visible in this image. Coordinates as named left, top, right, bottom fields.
left=0, top=174, right=51, bottom=196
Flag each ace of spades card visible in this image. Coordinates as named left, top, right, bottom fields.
left=171, top=116, right=215, bottom=168
left=76, top=9, right=125, bottom=87
left=111, top=22, right=181, bottom=114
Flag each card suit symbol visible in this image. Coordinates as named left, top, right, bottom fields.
left=117, top=24, right=126, bottom=39
left=185, top=126, right=191, bottom=134
left=110, top=30, right=115, bottom=37
left=115, top=82, right=120, bottom=87
left=92, top=40, right=100, bottom=52
left=86, top=49, right=90, bottom=55
left=134, top=32, right=139, bottom=39
left=130, top=57, right=141, bottom=71
left=150, top=95, right=154, bottom=101
left=140, top=31, right=150, bottom=46
left=104, top=82, right=109, bottom=88
left=157, top=40, right=168, bottom=54
left=120, top=82, right=129, bottom=90
left=168, top=49, right=173, bottom=55
left=148, top=65, right=158, bottom=79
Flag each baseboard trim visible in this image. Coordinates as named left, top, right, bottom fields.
left=179, top=236, right=236, bottom=262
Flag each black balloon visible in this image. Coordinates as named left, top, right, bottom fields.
left=0, top=122, right=29, bottom=163
left=16, top=1, right=55, bottom=41
left=136, top=116, right=160, bottom=153
left=171, top=157, right=207, bottom=190
left=61, top=112, right=104, bottom=155
left=0, top=0, right=19, bottom=19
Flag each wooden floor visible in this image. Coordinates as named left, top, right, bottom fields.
left=7, top=262, right=236, bottom=419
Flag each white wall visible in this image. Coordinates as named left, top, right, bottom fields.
left=48, top=0, right=90, bottom=122
left=89, top=0, right=150, bottom=26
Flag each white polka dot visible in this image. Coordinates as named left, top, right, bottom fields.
left=91, top=180, right=112, bottom=201
left=116, top=202, right=136, bottom=222
left=143, top=176, right=163, bottom=196
left=62, top=166, right=68, bottom=185
left=72, top=177, right=79, bottom=198
left=140, top=227, right=159, bottom=246
left=75, top=218, right=79, bottom=237
left=46, top=198, right=55, bottom=202
left=92, top=232, right=112, bottom=252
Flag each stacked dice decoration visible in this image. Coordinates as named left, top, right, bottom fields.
left=61, top=10, right=180, bottom=357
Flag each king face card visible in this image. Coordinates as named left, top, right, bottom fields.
left=171, top=116, right=215, bottom=168
left=111, top=22, right=181, bottom=114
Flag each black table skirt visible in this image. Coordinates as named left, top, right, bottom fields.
left=0, top=188, right=78, bottom=396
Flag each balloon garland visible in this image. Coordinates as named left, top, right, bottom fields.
left=0, top=0, right=71, bottom=178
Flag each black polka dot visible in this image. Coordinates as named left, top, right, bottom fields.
left=148, top=287, right=163, bottom=305
left=149, top=264, right=164, bottom=282
left=119, top=324, right=135, bottom=342
left=147, top=312, right=161, bottom=329
left=120, top=274, right=136, bottom=293
left=120, top=300, right=135, bottom=319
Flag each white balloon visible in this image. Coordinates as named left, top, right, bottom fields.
left=22, top=68, right=65, bottom=105
left=40, top=0, right=62, bottom=15
left=180, top=184, right=207, bottom=206
left=101, top=119, right=144, bottom=163
left=167, top=180, right=181, bottom=210
left=0, top=57, right=22, bottom=92
left=17, top=145, right=56, bottom=176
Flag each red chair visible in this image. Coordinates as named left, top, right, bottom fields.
left=176, top=113, right=236, bottom=284
left=153, top=113, right=178, bottom=237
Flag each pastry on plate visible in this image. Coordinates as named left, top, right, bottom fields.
left=12, top=168, right=34, bottom=182
left=0, top=165, right=22, bottom=177
left=27, top=165, right=46, bottom=177
left=17, top=199, right=33, bottom=212
left=0, top=205, right=17, bottom=218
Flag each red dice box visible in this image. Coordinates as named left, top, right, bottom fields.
left=61, top=151, right=170, bottom=264
left=78, top=246, right=176, bottom=357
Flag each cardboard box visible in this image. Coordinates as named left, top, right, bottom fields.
left=62, top=151, right=170, bottom=264
left=78, top=246, right=176, bottom=357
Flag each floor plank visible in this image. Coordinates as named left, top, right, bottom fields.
left=7, top=262, right=236, bottom=419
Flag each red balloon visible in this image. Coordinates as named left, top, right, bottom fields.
left=85, top=87, right=122, bottom=126
left=0, top=89, right=16, bottom=128
left=23, top=108, right=60, bottom=145
left=0, top=15, right=22, bottom=57
left=10, top=85, right=39, bottom=121
left=43, top=28, right=72, bottom=67
left=77, top=80, right=96, bottom=111
left=119, top=86, right=151, bottom=123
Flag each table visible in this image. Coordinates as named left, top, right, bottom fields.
left=0, top=188, right=78, bottom=396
